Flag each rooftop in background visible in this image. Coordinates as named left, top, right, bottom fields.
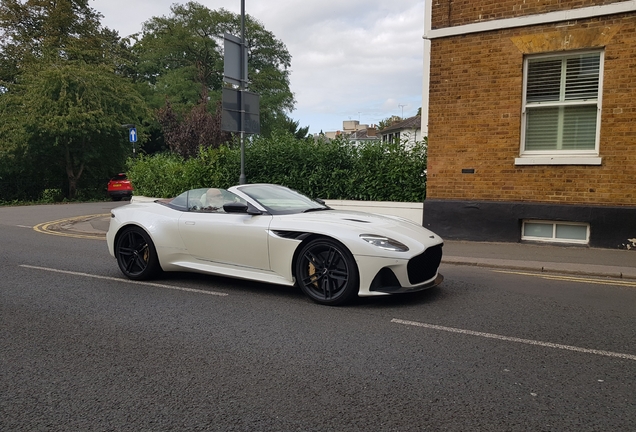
left=318, top=120, right=379, bottom=141
left=376, top=115, right=422, bottom=148
left=379, top=115, right=421, bottom=133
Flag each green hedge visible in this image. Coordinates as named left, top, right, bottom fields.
left=127, top=133, right=427, bottom=202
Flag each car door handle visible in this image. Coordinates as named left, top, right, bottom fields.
left=185, top=221, right=195, bottom=225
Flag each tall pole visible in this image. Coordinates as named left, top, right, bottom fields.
left=239, top=0, right=247, bottom=185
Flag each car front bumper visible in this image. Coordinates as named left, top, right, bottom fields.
left=354, top=243, right=444, bottom=297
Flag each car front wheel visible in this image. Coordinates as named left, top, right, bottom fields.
left=295, top=238, right=359, bottom=306
left=115, top=226, right=160, bottom=280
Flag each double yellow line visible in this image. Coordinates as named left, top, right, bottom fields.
left=494, top=269, right=636, bottom=288
left=33, top=214, right=109, bottom=240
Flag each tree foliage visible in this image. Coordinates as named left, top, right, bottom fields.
left=130, top=1, right=295, bottom=139
left=0, top=0, right=149, bottom=199
left=157, top=99, right=230, bottom=159
left=271, top=115, right=310, bottom=140
left=377, top=115, right=403, bottom=130
left=0, top=0, right=127, bottom=82
left=2, top=62, right=149, bottom=198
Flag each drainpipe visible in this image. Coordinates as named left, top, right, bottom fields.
left=421, top=0, right=432, bottom=136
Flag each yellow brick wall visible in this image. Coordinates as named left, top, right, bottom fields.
left=427, top=13, right=636, bottom=206
left=432, top=0, right=627, bottom=29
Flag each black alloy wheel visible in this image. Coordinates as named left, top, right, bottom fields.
left=295, top=238, right=359, bottom=305
left=115, top=226, right=160, bottom=280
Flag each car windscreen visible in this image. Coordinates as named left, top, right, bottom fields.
left=110, top=174, right=127, bottom=181
left=237, top=184, right=328, bottom=215
left=159, top=188, right=245, bottom=213
left=158, top=190, right=189, bottom=211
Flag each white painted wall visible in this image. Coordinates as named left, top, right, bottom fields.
left=325, top=200, right=423, bottom=224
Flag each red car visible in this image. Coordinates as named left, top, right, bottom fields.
left=107, top=173, right=133, bottom=201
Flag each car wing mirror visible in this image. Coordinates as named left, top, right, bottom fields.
left=223, top=202, right=263, bottom=215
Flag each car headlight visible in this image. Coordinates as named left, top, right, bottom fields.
left=360, top=234, right=409, bottom=252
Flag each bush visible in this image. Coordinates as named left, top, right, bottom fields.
left=349, top=139, right=427, bottom=202
left=241, top=133, right=356, bottom=199
left=126, top=133, right=427, bottom=202
left=40, top=188, right=64, bottom=203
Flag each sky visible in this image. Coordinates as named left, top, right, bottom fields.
left=90, top=0, right=425, bottom=134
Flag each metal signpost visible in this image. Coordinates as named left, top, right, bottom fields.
left=221, top=0, right=260, bottom=185
left=121, top=123, right=137, bottom=159
left=221, top=88, right=260, bottom=134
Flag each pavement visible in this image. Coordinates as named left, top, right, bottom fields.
left=62, top=213, right=636, bottom=280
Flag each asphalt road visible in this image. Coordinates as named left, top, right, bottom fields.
left=1, top=203, right=635, bottom=431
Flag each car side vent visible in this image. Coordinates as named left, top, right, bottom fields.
left=342, top=218, right=370, bottom=223
left=271, top=230, right=309, bottom=240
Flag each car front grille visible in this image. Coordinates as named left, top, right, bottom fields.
left=407, top=244, right=443, bottom=285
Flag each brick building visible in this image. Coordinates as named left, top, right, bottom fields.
left=422, top=0, right=636, bottom=249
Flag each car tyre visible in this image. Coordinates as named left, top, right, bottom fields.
left=115, top=226, right=161, bottom=280
left=295, top=238, right=359, bottom=306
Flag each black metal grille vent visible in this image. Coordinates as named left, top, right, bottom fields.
left=407, top=244, right=443, bottom=284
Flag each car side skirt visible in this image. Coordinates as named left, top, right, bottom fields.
left=163, top=258, right=295, bottom=287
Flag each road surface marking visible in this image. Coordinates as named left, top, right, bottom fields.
left=391, top=318, right=636, bottom=361
left=33, top=215, right=107, bottom=240
left=20, top=265, right=228, bottom=297
left=17, top=225, right=33, bottom=228
left=493, top=270, right=636, bottom=288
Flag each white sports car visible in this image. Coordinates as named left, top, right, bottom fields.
left=107, top=184, right=444, bottom=305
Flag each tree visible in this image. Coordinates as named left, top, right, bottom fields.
left=0, top=0, right=124, bottom=83
left=271, top=115, right=310, bottom=140
left=130, top=2, right=295, bottom=140
left=4, top=62, right=149, bottom=198
left=157, top=99, right=230, bottom=159
left=377, top=115, right=402, bottom=130
left=0, top=0, right=150, bottom=199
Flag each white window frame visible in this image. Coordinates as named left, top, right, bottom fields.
left=521, top=220, right=590, bottom=245
left=517, top=50, right=604, bottom=166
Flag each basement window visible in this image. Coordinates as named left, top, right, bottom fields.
left=522, top=220, right=589, bottom=244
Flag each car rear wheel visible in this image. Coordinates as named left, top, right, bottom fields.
left=115, top=226, right=160, bottom=280
left=295, top=238, right=359, bottom=305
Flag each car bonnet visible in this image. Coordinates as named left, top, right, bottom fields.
left=270, top=209, right=443, bottom=248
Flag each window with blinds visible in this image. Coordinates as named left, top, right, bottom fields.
left=522, top=51, right=602, bottom=153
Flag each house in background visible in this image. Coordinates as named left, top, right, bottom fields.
left=348, top=126, right=378, bottom=145
left=421, top=0, right=636, bottom=249
left=319, top=118, right=424, bottom=147
left=377, top=115, right=422, bottom=148
left=320, top=120, right=379, bottom=144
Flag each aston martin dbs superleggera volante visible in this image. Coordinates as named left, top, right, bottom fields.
left=107, top=184, right=444, bottom=305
